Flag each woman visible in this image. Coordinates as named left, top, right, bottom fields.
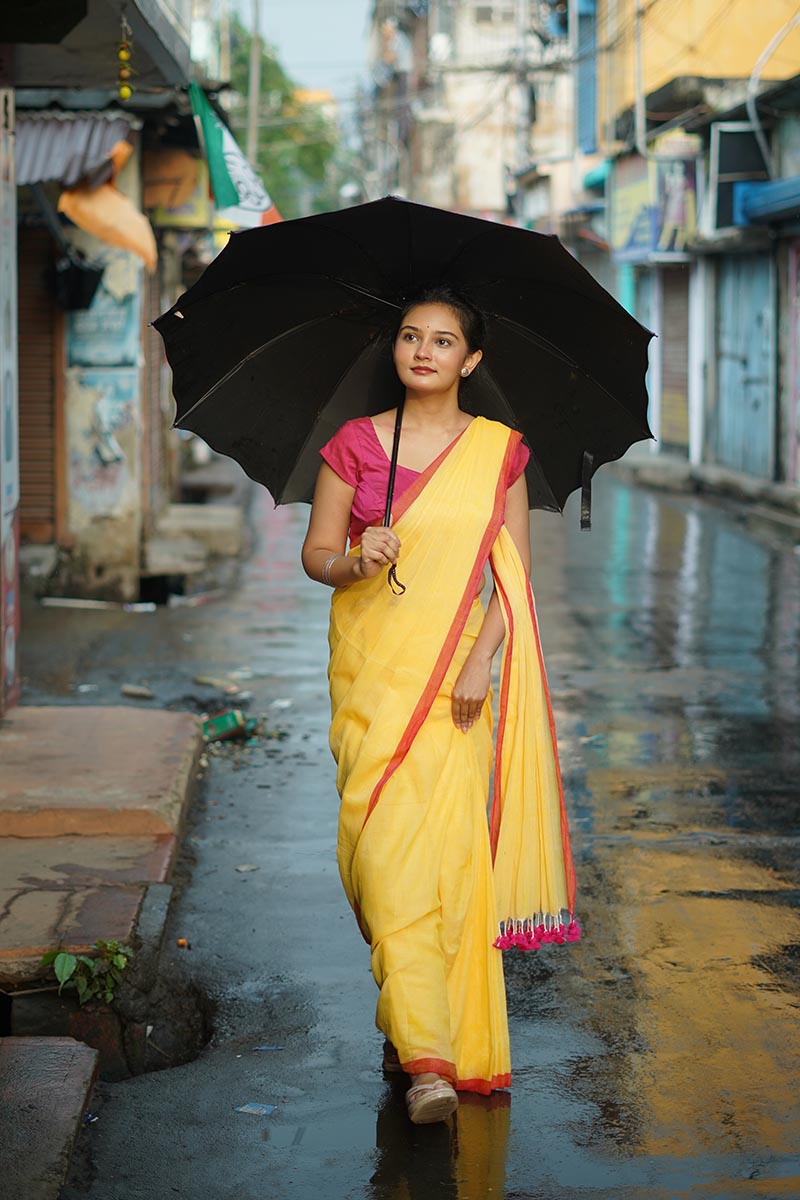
left=302, top=285, right=578, bottom=1125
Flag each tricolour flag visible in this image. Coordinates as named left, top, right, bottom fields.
left=189, top=82, right=281, bottom=228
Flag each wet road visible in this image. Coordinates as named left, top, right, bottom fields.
left=25, top=474, right=800, bottom=1199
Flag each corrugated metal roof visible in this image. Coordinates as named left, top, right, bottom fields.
left=15, top=110, right=137, bottom=188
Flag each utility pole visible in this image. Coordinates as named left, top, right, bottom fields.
left=247, top=0, right=262, bottom=164
left=219, top=0, right=231, bottom=88
left=515, top=0, right=531, bottom=177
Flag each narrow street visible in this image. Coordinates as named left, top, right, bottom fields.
left=24, top=474, right=800, bottom=1200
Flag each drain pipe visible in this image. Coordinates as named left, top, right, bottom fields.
left=633, top=0, right=699, bottom=161
left=745, top=11, right=800, bottom=180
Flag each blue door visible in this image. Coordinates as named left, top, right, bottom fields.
left=713, top=254, right=774, bottom=478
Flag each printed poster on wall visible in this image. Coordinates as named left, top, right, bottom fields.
left=68, top=281, right=142, bottom=368
left=68, top=368, right=138, bottom=516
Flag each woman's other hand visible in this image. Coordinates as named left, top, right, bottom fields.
left=451, top=654, right=491, bottom=733
left=358, top=525, right=401, bottom=579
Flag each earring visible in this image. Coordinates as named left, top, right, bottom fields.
left=461, top=368, right=469, bottom=376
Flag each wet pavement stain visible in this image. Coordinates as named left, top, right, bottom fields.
left=24, top=475, right=800, bottom=1199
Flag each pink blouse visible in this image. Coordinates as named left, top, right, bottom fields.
left=320, top=417, right=530, bottom=544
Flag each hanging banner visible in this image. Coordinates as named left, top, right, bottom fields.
left=189, top=82, right=281, bottom=227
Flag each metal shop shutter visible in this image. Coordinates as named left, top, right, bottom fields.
left=17, top=228, right=58, bottom=543
left=660, top=266, right=689, bottom=455
left=713, top=253, right=774, bottom=479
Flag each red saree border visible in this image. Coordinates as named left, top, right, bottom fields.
left=525, top=575, right=577, bottom=915
left=489, top=567, right=514, bottom=862
left=349, top=421, right=473, bottom=549
left=456, top=1073, right=512, bottom=1095
left=401, top=1058, right=512, bottom=1095
left=362, top=429, right=522, bottom=827
left=389, top=420, right=472, bottom=524
left=402, top=1056, right=457, bottom=1084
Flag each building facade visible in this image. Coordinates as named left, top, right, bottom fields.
left=0, top=0, right=193, bottom=714
left=362, top=2, right=800, bottom=512
left=366, top=1, right=570, bottom=217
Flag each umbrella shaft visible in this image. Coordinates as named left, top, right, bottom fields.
left=383, top=395, right=405, bottom=527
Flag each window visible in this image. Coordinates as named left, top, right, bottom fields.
left=474, top=4, right=515, bottom=22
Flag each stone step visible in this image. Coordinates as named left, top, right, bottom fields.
left=0, top=836, right=175, bottom=988
left=0, top=1036, right=98, bottom=1200
left=142, top=531, right=208, bottom=576
left=156, top=502, right=244, bottom=557
left=0, top=706, right=201, bottom=837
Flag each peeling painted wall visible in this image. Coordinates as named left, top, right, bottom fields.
left=0, top=88, right=20, bottom=714
left=62, top=150, right=145, bottom=600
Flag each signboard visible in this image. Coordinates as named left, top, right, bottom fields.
left=150, top=157, right=213, bottom=230
left=610, top=140, right=698, bottom=262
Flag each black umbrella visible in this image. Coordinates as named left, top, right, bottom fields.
left=154, top=196, right=653, bottom=534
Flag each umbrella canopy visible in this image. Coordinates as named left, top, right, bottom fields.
left=154, top=196, right=653, bottom=518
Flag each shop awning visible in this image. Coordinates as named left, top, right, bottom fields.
left=582, top=160, right=611, bottom=192
left=17, top=110, right=156, bottom=273
left=15, top=110, right=139, bottom=188
left=733, top=176, right=800, bottom=226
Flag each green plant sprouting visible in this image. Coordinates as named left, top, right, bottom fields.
left=40, top=939, right=134, bottom=1006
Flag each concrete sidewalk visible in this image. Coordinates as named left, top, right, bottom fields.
left=609, top=445, right=800, bottom=537
left=0, top=706, right=201, bottom=988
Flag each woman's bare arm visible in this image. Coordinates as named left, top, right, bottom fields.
left=301, top=462, right=400, bottom=587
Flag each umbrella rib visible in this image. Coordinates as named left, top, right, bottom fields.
left=276, top=332, right=386, bottom=501
left=302, top=212, right=412, bottom=295
left=494, top=314, right=654, bottom=439
left=331, top=278, right=400, bottom=310
left=173, top=312, right=351, bottom=427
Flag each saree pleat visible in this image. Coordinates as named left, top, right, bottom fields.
left=328, top=417, right=577, bottom=1093
left=489, top=526, right=577, bottom=934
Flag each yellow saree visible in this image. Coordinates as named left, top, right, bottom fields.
left=328, top=416, right=578, bottom=1094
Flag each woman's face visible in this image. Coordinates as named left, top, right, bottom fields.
left=393, top=303, right=481, bottom=393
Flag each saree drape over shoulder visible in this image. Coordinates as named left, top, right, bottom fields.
left=328, top=417, right=578, bottom=1094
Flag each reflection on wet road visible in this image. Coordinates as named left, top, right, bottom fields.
left=48, top=476, right=800, bottom=1199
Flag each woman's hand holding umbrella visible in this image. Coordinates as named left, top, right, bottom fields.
left=358, top=526, right=401, bottom=579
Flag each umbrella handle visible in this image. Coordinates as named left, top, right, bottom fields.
left=384, top=396, right=406, bottom=594
left=580, top=450, right=594, bottom=531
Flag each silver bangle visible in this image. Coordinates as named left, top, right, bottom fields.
left=322, top=554, right=340, bottom=586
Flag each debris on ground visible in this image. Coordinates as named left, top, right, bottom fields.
left=233, top=1103, right=277, bottom=1116
left=121, top=683, right=155, bottom=700
left=202, top=710, right=288, bottom=749
left=235, top=864, right=260, bottom=873
left=202, top=709, right=247, bottom=741
left=193, top=674, right=241, bottom=692
left=176, top=938, right=191, bottom=949
left=40, top=597, right=156, bottom=612
left=252, top=1046, right=284, bottom=1052
left=270, top=698, right=292, bottom=710
left=168, top=589, right=226, bottom=607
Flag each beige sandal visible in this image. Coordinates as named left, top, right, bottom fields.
left=405, top=1079, right=459, bottom=1124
